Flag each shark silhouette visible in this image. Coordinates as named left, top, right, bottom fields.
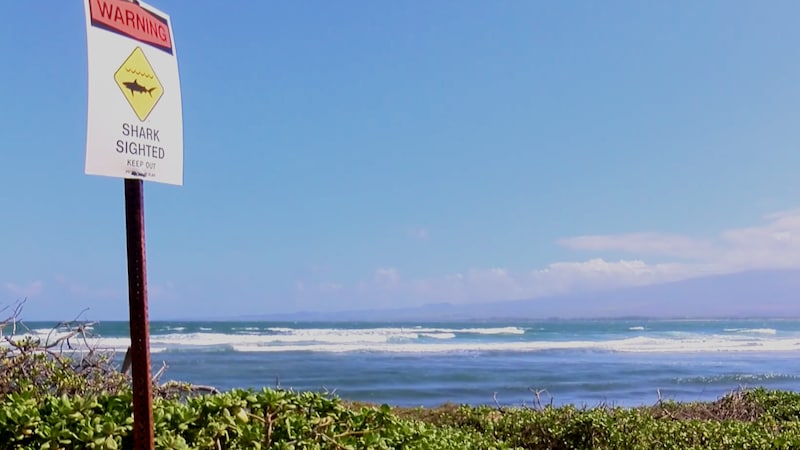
left=123, top=79, right=156, bottom=96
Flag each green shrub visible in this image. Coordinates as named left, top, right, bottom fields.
left=0, top=389, right=512, bottom=450
left=397, top=389, right=800, bottom=450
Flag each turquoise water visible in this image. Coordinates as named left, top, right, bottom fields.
left=21, top=319, right=800, bottom=407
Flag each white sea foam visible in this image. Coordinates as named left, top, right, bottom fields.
left=628, top=326, right=645, bottom=331
left=153, top=330, right=424, bottom=348
left=220, top=335, right=800, bottom=354
left=0, top=332, right=127, bottom=356
left=420, top=333, right=457, bottom=339
left=267, top=327, right=294, bottom=333
left=723, top=328, right=777, bottom=335
left=264, top=326, right=524, bottom=336
left=8, top=325, right=796, bottom=356
left=30, top=328, right=55, bottom=336
left=677, top=372, right=800, bottom=384
left=240, top=326, right=525, bottom=345
left=451, top=327, right=525, bottom=335
left=63, top=331, right=800, bottom=355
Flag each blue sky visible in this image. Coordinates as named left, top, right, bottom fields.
left=3, top=1, right=800, bottom=320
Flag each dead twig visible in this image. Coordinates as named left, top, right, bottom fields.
left=493, top=392, right=505, bottom=412
left=529, top=388, right=553, bottom=410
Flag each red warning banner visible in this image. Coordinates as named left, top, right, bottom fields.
left=89, top=0, right=173, bottom=54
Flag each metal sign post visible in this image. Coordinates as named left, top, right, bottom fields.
left=124, top=178, right=154, bottom=450
left=83, top=1, right=183, bottom=448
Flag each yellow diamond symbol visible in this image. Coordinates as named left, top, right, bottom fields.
left=114, top=47, right=164, bottom=121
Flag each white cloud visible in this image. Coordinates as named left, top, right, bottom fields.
left=559, top=233, right=713, bottom=259
left=291, top=209, right=800, bottom=309
left=406, top=227, right=429, bottom=240
left=297, top=259, right=711, bottom=307
left=3, top=280, right=44, bottom=298
left=318, top=282, right=343, bottom=292
left=561, top=209, right=800, bottom=272
left=373, top=268, right=400, bottom=285
left=417, top=259, right=713, bottom=304
left=533, top=259, right=718, bottom=292
left=149, top=281, right=178, bottom=301
left=53, top=275, right=119, bottom=300
left=717, top=210, right=800, bottom=270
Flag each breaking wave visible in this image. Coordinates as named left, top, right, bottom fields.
left=37, top=332, right=800, bottom=356
left=9, top=324, right=799, bottom=355
left=723, top=328, right=777, bottom=335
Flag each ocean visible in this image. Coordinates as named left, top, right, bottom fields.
left=21, top=319, right=800, bottom=408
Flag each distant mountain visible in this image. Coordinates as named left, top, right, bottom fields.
left=485, top=269, right=800, bottom=319
left=249, top=269, right=800, bottom=322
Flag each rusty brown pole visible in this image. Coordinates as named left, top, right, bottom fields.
left=124, top=178, right=155, bottom=450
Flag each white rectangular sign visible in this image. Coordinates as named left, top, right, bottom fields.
left=84, top=0, right=183, bottom=185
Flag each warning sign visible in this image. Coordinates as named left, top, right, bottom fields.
left=114, top=47, right=164, bottom=121
left=84, top=0, right=183, bottom=186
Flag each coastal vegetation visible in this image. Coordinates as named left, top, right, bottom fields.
left=5, top=379, right=800, bottom=449
left=3, top=308, right=800, bottom=449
